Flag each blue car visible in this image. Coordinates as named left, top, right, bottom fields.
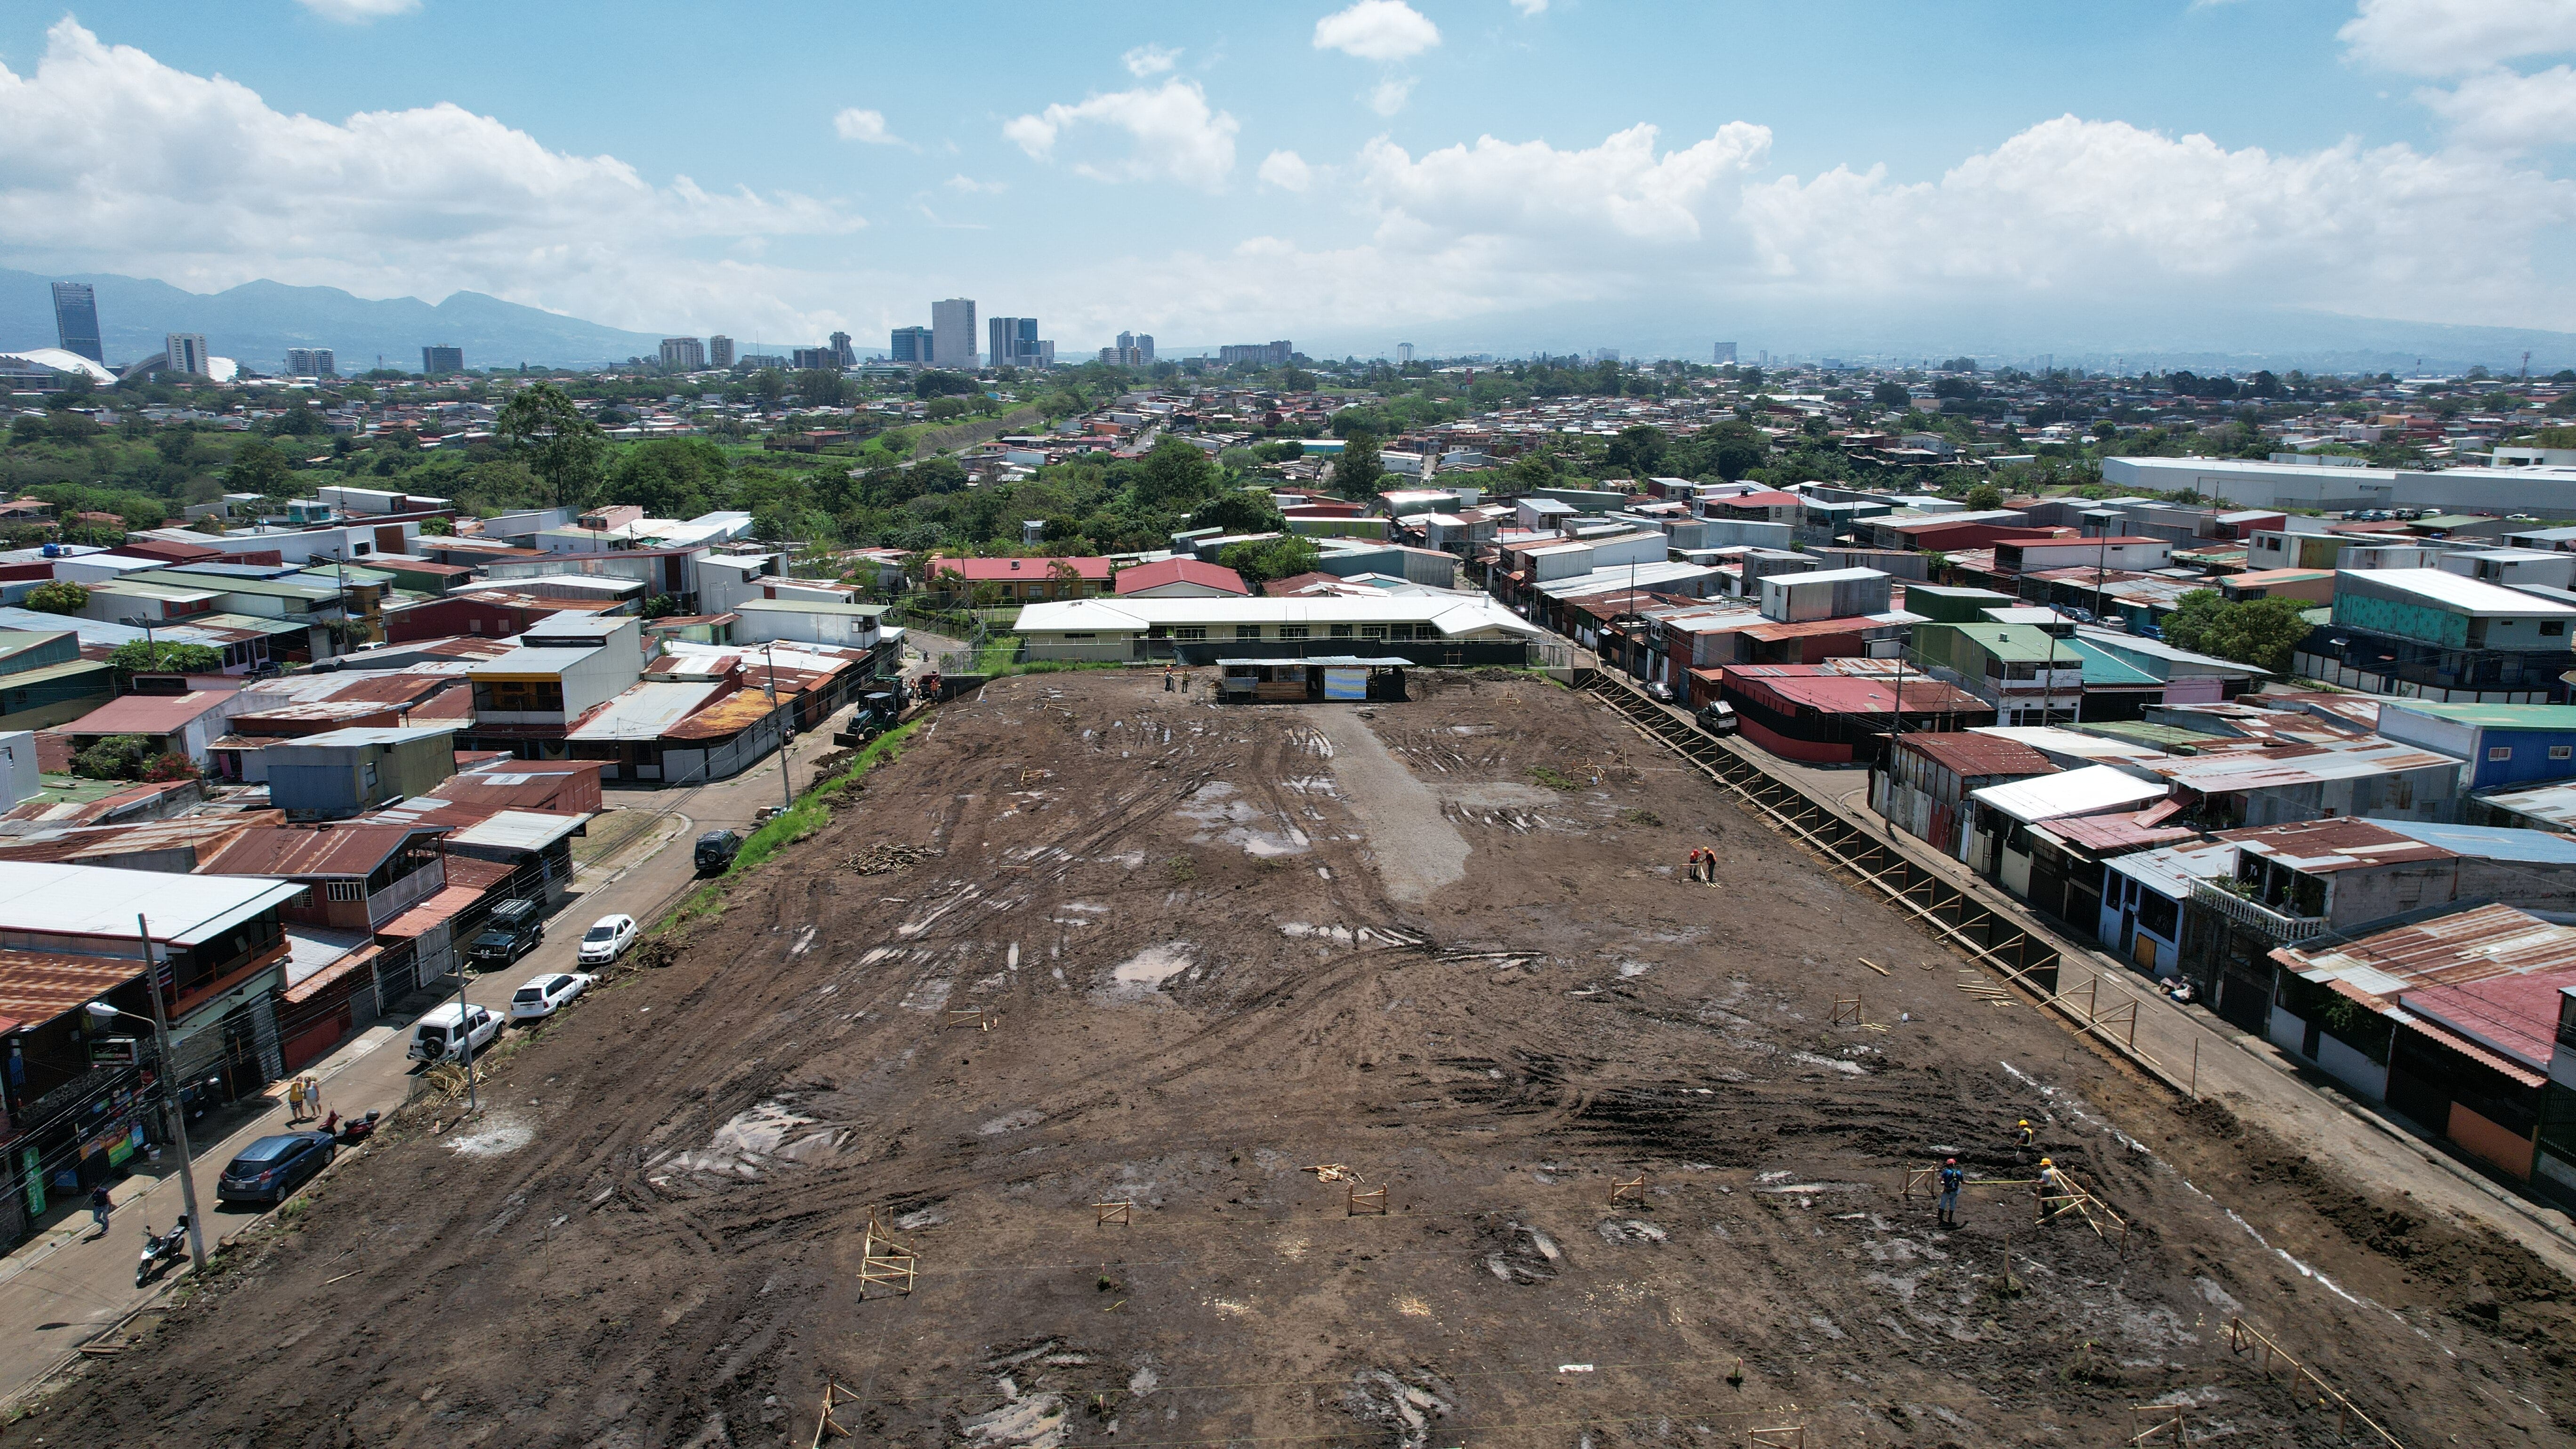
left=216, top=1131, right=335, bottom=1208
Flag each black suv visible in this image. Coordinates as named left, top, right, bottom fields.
left=464, top=898, right=544, bottom=969
left=694, top=829, right=742, bottom=875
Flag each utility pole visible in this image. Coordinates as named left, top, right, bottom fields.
left=132, top=915, right=207, bottom=1272
left=449, top=962, right=480, bottom=1116
left=764, top=641, right=795, bottom=813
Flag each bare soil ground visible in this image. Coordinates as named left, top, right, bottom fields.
left=10, top=672, right=2570, bottom=1449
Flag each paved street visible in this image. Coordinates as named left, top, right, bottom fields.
left=0, top=727, right=852, bottom=1406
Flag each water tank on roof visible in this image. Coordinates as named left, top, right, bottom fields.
left=40, top=543, right=61, bottom=558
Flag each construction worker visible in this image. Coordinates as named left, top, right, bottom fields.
left=2036, top=1157, right=2072, bottom=1223
left=1936, top=1158, right=1964, bottom=1228
left=2015, top=1118, right=2036, bottom=1151
left=1686, top=846, right=1705, bottom=883
left=1163, top=663, right=1176, bottom=692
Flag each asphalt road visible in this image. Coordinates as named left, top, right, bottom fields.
left=0, top=729, right=849, bottom=1407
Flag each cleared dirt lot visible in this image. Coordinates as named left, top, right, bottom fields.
left=10, top=672, right=2570, bottom=1448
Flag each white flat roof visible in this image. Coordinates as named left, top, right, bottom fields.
left=446, top=809, right=590, bottom=851
left=467, top=646, right=603, bottom=676
left=2339, top=567, right=2576, bottom=616
left=566, top=681, right=724, bottom=741
left=1969, top=763, right=2170, bottom=825
left=1017, top=596, right=1545, bottom=638
left=0, top=861, right=306, bottom=945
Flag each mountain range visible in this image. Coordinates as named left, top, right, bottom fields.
left=0, top=268, right=673, bottom=373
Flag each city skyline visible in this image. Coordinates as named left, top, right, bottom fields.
left=0, top=3, right=2571, bottom=364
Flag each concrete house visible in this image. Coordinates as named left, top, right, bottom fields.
left=262, top=724, right=461, bottom=819
left=2376, top=702, right=2576, bottom=791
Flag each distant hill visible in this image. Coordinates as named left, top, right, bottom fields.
left=0, top=267, right=674, bottom=373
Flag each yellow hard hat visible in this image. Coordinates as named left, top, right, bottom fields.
left=2040, top=1157, right=2054, bottom=1166
left=2018, top=1119, right=2029, bottom=1127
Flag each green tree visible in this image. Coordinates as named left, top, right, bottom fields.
left=27, top=580, right=89, bottom=615
left=1136, top=437, right=1218, bottom=510
left=1217, top=535, right=1322, bottom=588
left=1871, top=381, right=1911, bottom=411
left=1963, top=483, right=2004, bottom=511
left=795, top=369, right=849, bottom=407
left=226, top=437, right=294, bottom=497
left=1330, top=431, right=1386, bottom=499
left=750, top=368, right=787, bottom=405
left=1190, top=489, right=1286, bottom=536
left=106, top=640, right=224, bottom=682
left=924, top=396, right=969, bottom=422
left=495, top=381, right=608, bottom=507
left=2160, top=589, right=2313, bottom=674
left=1605, top=423, right=1667, bottom=477
left=72, top=734, right=152, bottom=781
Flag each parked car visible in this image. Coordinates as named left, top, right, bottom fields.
left=1695, top=700, right=1740, bottom=735
left=216, top=1131, right=335, bottom=1208
left=693, top=829, right=742, bottom=875
left=464, top=898, right=545, bottom=969
left=408, top=1002, right=500, bottom=1063
left=578, top=914, right=640, bottom=966
left=509, top=971, right=594, bottom=1023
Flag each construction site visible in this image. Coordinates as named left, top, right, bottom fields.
left=6, top=670, right=2571, bottom=1449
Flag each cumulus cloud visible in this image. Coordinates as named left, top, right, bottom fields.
left=1368, top=77, right=1415, bottom=116
left=1313, top=0, right=1441, bottom=61
left=945, top=174, right=1007, bottom=194
left=1508, top=0, right=1547, bottom=13
left=0, top=19, right=859, bottom=335
left=2339, top=0, right=2576, bottom=76
left=2420, top=64, right=2576, bottom=148
left=1122, top=44, right=1180, bottom=77
left=1258, top=149, right=1317, bottom=191
left=1357, top=122, right=1771, bottom=246
left=295, top=0, right=420, bottom=21
left=1002, top=79, right=1238, bottom=190
left=833, top=107, right=899, bottom=145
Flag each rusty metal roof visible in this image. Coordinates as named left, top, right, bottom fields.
left=2399, top=968, right=2576, bottom=1074
left=2272, top=902, right=2576, bottom=1008
left=0, top=950, right=144, bottom=1024
left=200, top=823, right=444, bottom=878
left=1893, top=733, right=2058, bottom=779
left=2037, top=814, right=2199, bottom=855
left=2145, top=737, right=2455, bottom=791
left=2219, top=817, right=2455, bottom=873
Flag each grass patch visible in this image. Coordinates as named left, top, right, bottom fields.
left=1530, top=765, right=1583, bottom=791
left=658, top=720, right=923, bottom=933
left=974, top=636, right=1023, bottom=674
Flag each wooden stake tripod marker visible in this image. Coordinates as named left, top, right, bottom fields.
left=1346, top=1183, right=1389, bottom=1216
left=857, top=1210, right=918, bottom=1298
left=1747, top=1426, right=1806, bottom=1448
left=1609, top=1174, right=1649, bottom=1206
left=944, top=1006, right=998, bottom=1032
left=2227, top=1316, right=2405, bottom=1448
left=1829, top=995, right=1865, bottom=1028
left=1899, top=1165, right=1939, bottom=1202
left=2125, top=1403, right=2188, bottom=1447
left=811, top=1378, right=862, bottom=1447
left=1095, top=1200, right=1133, bottom=1227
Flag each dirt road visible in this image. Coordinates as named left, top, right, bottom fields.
left=7, top=672, right=2568, bottom=1447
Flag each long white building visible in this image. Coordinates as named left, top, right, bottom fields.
left=2102, top=456, right=2576, bottom=516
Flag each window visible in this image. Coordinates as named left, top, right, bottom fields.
left=1360, top=624, right=1388, bottom=639
left=2545, top=621, right=2567, bottom=637
left=1330, top=624, right=1353, bottom=638
left=1172, top=627, right=1207, bottom=641
left=2489, top=746, right=2513, bottom=761
left=2553, top=746, right=2572, bottom=761
left=362, top=762, right=378, bottom=789
left=327, top=880, right=364, bottom=902
left=1277, top=625, right=1308, bottom=640
left=1237, top=624, right=1263, bottom=640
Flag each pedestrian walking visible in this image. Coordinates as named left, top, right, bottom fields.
left=89, top=1183, right=112, bottom=1237
left=1163, top=664, right=1175, bottom=693
left=284, top=1075, right=306, bottom=1122
left=297, top=1072, right=320, bottom=1124
left=1936, top=1158, right=1964, bottom=1228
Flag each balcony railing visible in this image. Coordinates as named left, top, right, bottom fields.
left=2190, top=878, right=2327, bottom=943
left=366, top=863, right=446, bottom=926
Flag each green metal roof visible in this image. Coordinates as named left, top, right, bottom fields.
left=2387, top=700, right=2576, bottom=729
left=1931, top=622, right=2074, bottom=663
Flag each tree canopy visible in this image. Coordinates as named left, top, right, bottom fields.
left=494, top=381, right=608, bottom=507
left=2160, top=589, right=2314, bottom=674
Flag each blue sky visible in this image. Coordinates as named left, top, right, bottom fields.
left=1, top=0, right=2570, bottom=359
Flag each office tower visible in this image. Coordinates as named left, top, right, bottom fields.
left=166, top=333, right=211, bottom=377
left=931, top=298, right=977, bottom=369
left=890, top=326, right=933, bottom=366
left=1714, top=341, right=1736, bottom=365
left=987, top=316, right=1042, bottom=369
left=285, top=347, right=336, bottom=377
left=1035, top=340, right=1055, bottom=368
left=660, top=337, right=707, bottom=370
left=50, top=282, right=103, bottom=363
left=790, top=346, right=837, bottom=371
left=1116, top=330, right=1156, bottom=365
left=708, top=335, right=735, bottom=368
left=831, top=331, right=855, bottom=368
left=1396, top=343, right=1414, bottom=364
left=422, top=344, right=464, bottom=376
left=1216, top=341, right=1295, bottom=367
left=1099, top=345, right=1145, bottom=367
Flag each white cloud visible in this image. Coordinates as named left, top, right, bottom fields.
left=1368, top=77, right=1415, bottom=115
left=1258, top=149, right=1317, bottom=191
left=1313, top=0, right=1441, bottom=61
left=833, top=107, right=900, bottom=145
left=0, top=19, right=861, bottom=336
left=1508, top=0, right=1547, bottom=13
left=1122, top=44, right=1180, bottom=77
left=945, top=174, right=1008, bottom=194
left=1357, top=122, right=1771, bottom=246
left=295, top=0, right=419, bottom=21
left=1001, top=79, right=1238, bottom=190
left=2420, top=64, right=2576, bottom=148
left=2340, top=0, right=2576, bottom=76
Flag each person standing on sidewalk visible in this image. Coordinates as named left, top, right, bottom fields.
left=89, top=1183, right=112, bottom=1238
left=296, top=1072, right=320, bottom=1125
left=285, top=1075, right=308, bottom=1123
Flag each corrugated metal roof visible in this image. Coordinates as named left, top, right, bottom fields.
left=2037, top=814, right=2198, bottom=854
left=2275, top=902, right=2576, bottom=1006
left=2369, top=818, right=2576, bottom=864
left=0, top=861, right=306, bottom=944
left=1892, top=732, right=2059, bottom=779
left=565, top=681, right=724, bottom=741
left=0, top=950, right=144, bottom=1023
left=64, top=692, right=234, bottom=735
left=2147, top=737, right=2456, bottom=791
left=2476, top=778, right=2576, bottom=831
left=2399, top=969, right=2576, bottom=1072
left=2221, top=817, right=2454, bottom=873
left=1969, top=764, right=2170, bottom=825
left=2105, top=839, right=2237, bottom=898
left=201, top=824, right=443, bottom=878
left=445, top=810, right=588, bottom=852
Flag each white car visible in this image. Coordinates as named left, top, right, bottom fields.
left=508, top=971, right=595, bottom=1022
left=577, top=914, right=640, bottom=966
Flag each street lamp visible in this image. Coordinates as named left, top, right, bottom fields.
left=84, top=912, right=207, bottom=1273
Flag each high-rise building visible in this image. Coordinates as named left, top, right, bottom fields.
left=1714, top=341, right=1737, bottom=365
left=50, top=282, right=102, bottom=363
left=1099, top=346, right=1145, bottom=368
left=1116, top=330, right=1155, bottom=364
left=988, top=316, right=1043, bottom=370
left=790, top=346, right=838, bottom=371
left=422, top=345, right=464, bottom=376
left=660, top=337, right=707, bottom=370
left=285, top=347, right=336, bottom=377
left=740, top=353, right=789, bottom=372
left=1216, top=341, right=1294, bottom=367
left=166, top=333, right=211, bottom=377
left=890, top=326, right=933, bottom=366
left=1396, top=343, right=1415, bottom=364
left=830, top=331, right=855, bottom=368
left=931, top=298, right=978, bottom=370
left=708, top=335, right=735, bottom=369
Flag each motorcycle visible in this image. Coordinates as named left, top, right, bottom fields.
left=320, top=1109, right=380, bottom=1146
left=135, top=1216, right=189, bottom=1289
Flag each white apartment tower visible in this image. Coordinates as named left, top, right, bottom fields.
left=660, top=337, right=707, bottom=370
left=931, top=298, right=978, bottom=370
left=165, top=333, right=210, bottom=377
